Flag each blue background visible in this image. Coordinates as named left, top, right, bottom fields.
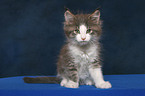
left=0, top=0, right=145, bottom=78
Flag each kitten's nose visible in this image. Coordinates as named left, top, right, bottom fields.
left=81, top=37, right=86, bottom=41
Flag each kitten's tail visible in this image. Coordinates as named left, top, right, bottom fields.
left=23, top=77, right=61, bottom=84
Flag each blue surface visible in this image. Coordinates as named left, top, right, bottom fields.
left=0, top=74, right=145, bottom=96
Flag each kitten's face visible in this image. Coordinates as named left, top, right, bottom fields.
left=64, top=10, right=102, bottom=45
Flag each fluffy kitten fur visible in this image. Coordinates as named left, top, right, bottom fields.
left=23, top=9, right=112, bottom=89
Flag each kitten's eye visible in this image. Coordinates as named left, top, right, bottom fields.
left=70, top=31, right=75, bottom=37
left=87, top=29, right=92, bottom=34
left=74, top=29, right=80, bottom=34
left=74, top=31, right=77, bottom=34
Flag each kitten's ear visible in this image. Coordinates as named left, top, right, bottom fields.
left=89, top=10, right=100, bottom=24
left=64, top=10, right=75, bottom=22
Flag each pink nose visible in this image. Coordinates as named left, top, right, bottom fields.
left=81, top=38, right=86, bottom=41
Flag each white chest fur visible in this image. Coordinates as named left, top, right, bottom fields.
left=68, top=44, right=98, bottom=79
left=68, top=44, right=98, bottom=63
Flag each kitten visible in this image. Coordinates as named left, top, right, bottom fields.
left=23, top=9, right=112, bottom=89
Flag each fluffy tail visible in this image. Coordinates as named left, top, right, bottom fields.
left=23, top=77, right=61, bottom=84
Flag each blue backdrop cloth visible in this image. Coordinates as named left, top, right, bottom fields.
left=1, top=0, right=145, bottom=78
left=0, top=74, right=145, bottom=96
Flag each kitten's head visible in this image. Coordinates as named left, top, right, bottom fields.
left=64, top=9, right=102, bottom=46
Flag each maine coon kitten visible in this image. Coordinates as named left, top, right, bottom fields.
left=23, top=9, right=112, bottom=89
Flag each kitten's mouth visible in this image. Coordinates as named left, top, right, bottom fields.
left=79, top=41, right=89, bottom=45
left=80, top=41, right=86, bottom=42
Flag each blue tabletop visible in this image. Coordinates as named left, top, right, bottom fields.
left=0, top=74, right=145, bottom=96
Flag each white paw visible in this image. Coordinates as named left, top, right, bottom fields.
left=95, top=81, right=112, bottom=89
left=85, top=80, right=93, bottom=85
left=64, top=80, right=79, bottom=88
left=60, top=79, right=68, bottom=87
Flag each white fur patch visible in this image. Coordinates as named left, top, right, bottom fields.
left=79, top=25, right=87, bottom=38
left=85, top=79, right=93, bottom=85
left=76, top=34, right=91, bottom=42
left=69, top=44, right=98, bottom=80
left=64, top=80, right=79, bottom=88
left=69, top=44, right=98, bottom=63
left=60, top=78, right=68, bottom=87
left=89, top=67, right=112, bottom=89
left=76, top=25, right=91, bottom=42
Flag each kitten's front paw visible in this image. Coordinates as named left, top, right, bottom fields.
left=95, top=81, right=112, bottom=89
left=60, top=79, right=68, bottom=87
left=65, top=80, right=79, bottom=88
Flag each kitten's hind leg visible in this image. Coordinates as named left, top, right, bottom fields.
left=85, top=79, right=94, bottom=85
